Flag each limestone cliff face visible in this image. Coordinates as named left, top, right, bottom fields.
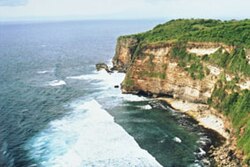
left=112, top=19, right=250, bottom=166
left=112, top=37, right=139, bottom=72
left=113, top=40, right=242, bottom=103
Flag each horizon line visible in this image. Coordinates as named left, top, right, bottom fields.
left=0, top=16, right=248, bottom=23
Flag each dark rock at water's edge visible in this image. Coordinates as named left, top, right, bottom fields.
left=153, top=100, right=242, bottom=167
left=95, top=65, right=122, bottom=88
left=151, top=100, right=227, bottom=167
left=111, top=20, right=249, bottom=166
left=96, top=63, right=112, bottom=73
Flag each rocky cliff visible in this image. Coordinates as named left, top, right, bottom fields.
left=112, top=37, right=139, bottom=72
left=112, top=19, right=250, bottom=166
left=113, top=39, right=246, bottom=103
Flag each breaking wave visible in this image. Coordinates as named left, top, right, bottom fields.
left=25, top=100, right=162, bottom=167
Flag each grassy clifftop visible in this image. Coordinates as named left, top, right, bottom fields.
left=124, top=19, right=250, bottom=47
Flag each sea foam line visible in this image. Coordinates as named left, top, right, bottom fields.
left=66, top=70, right=125, bottom=88
left=66, top=70, right=148, bottom=102
left=25, top=100, right=162, bottom=167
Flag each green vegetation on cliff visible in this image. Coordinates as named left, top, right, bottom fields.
left=124, top=19, right=250, bottom=77
left=128, top=19, right=250, bottom=47
left=170, top=44, right=250, bottom=78
left=209, top=77, right=250, bottom=163
left=170, top=43, right=205, bottom=80
left=205, top=47, right=250, bottom=76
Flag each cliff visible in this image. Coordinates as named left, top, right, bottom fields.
left=112, top=36, right=139, bottom=72
left=112, top=19, right=250, bottom=166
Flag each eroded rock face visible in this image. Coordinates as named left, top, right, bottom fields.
left=112, top=36, right=249, bottom=166
left=112, top=37, right=139, bottom=72
left=113, top=40, right=248, bottom=103
left=121, top=45, right=216, bottom=103
left=186, top=42, right=234, bottom=56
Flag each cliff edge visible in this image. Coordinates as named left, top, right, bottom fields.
left=113, top=19, right=250, bottom=166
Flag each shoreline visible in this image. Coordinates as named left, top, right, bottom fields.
left=158, top=97, right=230, bottom=139
left=97, top=65, right=243, bottom=166
left=158, top=97, right=242, bottom=167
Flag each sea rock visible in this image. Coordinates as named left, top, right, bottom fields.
left=96, top=63, right=111, bottom=73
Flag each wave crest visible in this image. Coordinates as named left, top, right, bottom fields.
left=25, top=100, right=162, bottom=167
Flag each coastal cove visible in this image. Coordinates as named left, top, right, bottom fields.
left=95, top=64, right=236, bottom=166
left=111, top=19, right=250, bottom=166
left=0, top=20, right=232, bottom=167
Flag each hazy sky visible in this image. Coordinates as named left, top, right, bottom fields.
left=1, top=0, right=250, bottom=21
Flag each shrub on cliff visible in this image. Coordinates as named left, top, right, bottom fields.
left=211, top=79, right=250, bottom=164
left=134, top=19, right=250, bottom=48
left=170, top=43, right=205, bottom=80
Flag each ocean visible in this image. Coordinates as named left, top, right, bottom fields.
left=0, top=20, right=215, bottom=167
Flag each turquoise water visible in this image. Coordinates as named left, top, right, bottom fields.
left=0, top=20, right=215, bottom=167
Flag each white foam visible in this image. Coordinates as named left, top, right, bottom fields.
left=37, top=69, right=54, bottom=74
left=188, top=163, right=202, bottom=167
left=66, top=75, right=87, bottom=80
left=66, top=70, right=125, bottom=89
left=93, top=90, right=148, bottom=103
left=173, top=137, right=182, bottom=143
left=107, top=59, right=113, bottom=67
left=25, top=100, right=162, bottom=167
left=140, top=105, right=152, bottom=110
left=66, top=70, right=149, bottom=103
left=48, top=80, right=66, bottom=87
left=121, top=94, right=147, bottom=102
left=197, top=148, right=206, bottom=156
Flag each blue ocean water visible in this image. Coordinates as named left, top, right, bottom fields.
left=0, top=20, right=214, bottom=167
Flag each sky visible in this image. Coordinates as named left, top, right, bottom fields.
left=0, top=0, right=250, bottom=21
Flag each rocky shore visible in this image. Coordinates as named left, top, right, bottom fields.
left=159, top=98, right=243, bottom=167
left=96, top=63, right=242, bottom=166
left=99, top=19, right=250, bottom=166
left=110, top=31, right=249, bottom=166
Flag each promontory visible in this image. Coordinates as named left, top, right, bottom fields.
left=112, top=19, right=250, bottom=166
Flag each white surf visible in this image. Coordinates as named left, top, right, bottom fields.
left=25, top=100, right=162, bottom=167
